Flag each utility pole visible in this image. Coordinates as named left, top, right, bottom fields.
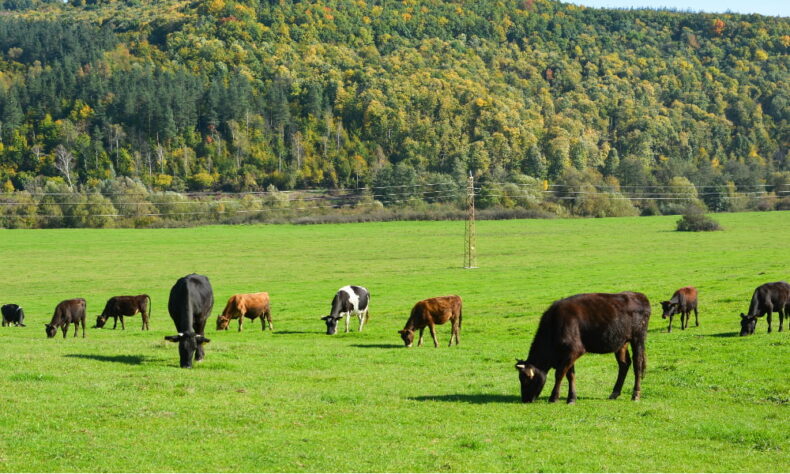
left=464, top=171, right=478, bottom=269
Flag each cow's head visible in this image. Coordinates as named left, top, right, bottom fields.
left=321, top=315, right=342, bottom=335
left=739, top=313, right=758, bottom=336
left=398, top=329, right=414, bottom=347
left=95, top=315, right=109, bottom=329
left=44, top=323, right=57, bottom=338
left=660, top=301, right=676, bottom=319
left=515, top=360, right=547, bottom=403
left=216, top=315, right=231, bottom=331
left=164, top=332, right=211, bottom=368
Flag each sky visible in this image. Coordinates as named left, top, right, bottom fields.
left=565, top=0, right=789, bottom=17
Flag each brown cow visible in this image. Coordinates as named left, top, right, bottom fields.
left=95, top=295, right=151, bottom=330
left=45, top=298, right=87, bottom=338
left=398, top=295, right=462, bottom=347
left=216, top=292, right=273, bottom=331
left=660, top=286, right=698, bottom=332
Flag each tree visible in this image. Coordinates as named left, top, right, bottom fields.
left=54, top=145, right=75, bottom=187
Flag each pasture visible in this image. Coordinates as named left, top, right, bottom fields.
left=0, top=212, right=787, bottom=472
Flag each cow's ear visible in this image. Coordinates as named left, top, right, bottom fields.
left=164, top=334, right=181, bottom=342
left=740, top=313, right=747, bottom=319
left=398, top=329, right=407, bottom=334
left=195, top=335, right=211, bottom=344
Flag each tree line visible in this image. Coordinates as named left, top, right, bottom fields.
left=0, top=0, right=787, bottom=227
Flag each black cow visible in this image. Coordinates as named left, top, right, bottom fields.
left=164, top=274, right=214, bottom=368
left=1, top=304, right=26, bottom=327
left=740, top=281, right=790, bottom=336
left=45, top=298, right=87, bottom=338
left=95, top=295, right=151, bottom=330
left=515, top=292, right=651, bottom=404
left=321, top=285, right=370, bottom=335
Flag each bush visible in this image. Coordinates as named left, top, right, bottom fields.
left=676, top=206, right=722, bottom=232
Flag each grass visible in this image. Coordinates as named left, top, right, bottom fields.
left=0, top=212, right=787, bottom=472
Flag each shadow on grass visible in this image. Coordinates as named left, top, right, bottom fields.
left=273, top=330, right=319, bottom=335
left=349, top=343, right=403, bottom=349
left=705, top=332, right=740, bottom=338
left=64, top=354, right=149, bottom=365
left=409, top=393, right=520, bottom=404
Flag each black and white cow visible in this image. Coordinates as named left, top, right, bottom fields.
left=164, top=274, right=214, bottom=368
left=321, top=285, right=370, bottom=335
left=1, top=304, right=26, bottom=327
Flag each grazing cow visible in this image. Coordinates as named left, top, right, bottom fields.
left=216, top=292, right=273, bottom=331
left=95, top=295, right=151, bottom=330
left=740, top=281, right=790, bottom=336
left=45, top=298, right=87, bottom=338
left=398, top=295, right=462, bottom=348
left=515, top=292, right=650, bottom=404
left=164, top=274, right=214, bottom=368
left=321, top=286, right=370, bottom=335
left=660, top=286, right=698, bottom=332
left=1, top=304, right=26, bottom=327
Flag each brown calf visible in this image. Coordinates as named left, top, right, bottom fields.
left=45, top=298, right=87, bottom=338
left=660, top=286, right=698, bottom=332
left=216, top=292, right=273, bottom=331
left=398, top=295, right=462, bottom=347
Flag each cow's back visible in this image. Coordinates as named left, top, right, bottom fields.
left=412, top=295, right=461, bottom=324
left=57, top=298, right=86, bottom=322
left=751, top=281, right=790, bottom=315
left=169, top=274, right=214, bottom=332
left=675, top=286, right=698, bottom=305
left=548, top=292, right=650, bottom=354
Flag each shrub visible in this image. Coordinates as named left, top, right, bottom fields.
left=676, top=206, right=722, bottom=232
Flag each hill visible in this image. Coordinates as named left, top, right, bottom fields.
left=0, top=0, right=787, bottom=212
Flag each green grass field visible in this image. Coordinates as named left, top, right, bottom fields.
left=0, top=212, right=787, bottom=472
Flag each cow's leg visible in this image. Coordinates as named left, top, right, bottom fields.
left=194, top=318, right=208, bottom=362
left=238, top=316, right=243, bottom=332
left=631, top=340, right=646, bottom=400
left=450, top=319, right=460, bottom=346
left=62, top=323, right=68, bottom=338
left=694, top=305, right=699, bottom=327
left=566, top=365, right=577, bottom=404
left=267, top=310, right=274, bottom=331
left=417, top=327, right=425, bottom=347
left=81, top=317, right=86, bottom=338
left=429, top=323, right=439, bottom=348
left=667, top=313, right=672, bottom=333
left=549, top=359, right=574, bottom=403
left=778, top=308, right=784, bottom=332
left=112, top=316, right=118, bottom=329
left=1, top=318, right=6, bottom=327
left=141, top=311, right=149, bottom=330
left=767, top=309, right=773, bottom=333
left=344, top=312, right=351, bottom=333
left=120, top=315, right=125, bottom=330
left=610, top=344, right=631, bottom=400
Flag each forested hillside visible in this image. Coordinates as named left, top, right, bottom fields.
left=0, top=0, right=788, bottom=226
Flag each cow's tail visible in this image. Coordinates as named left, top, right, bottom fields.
left=459, top=302, right=463, bottom=329
left=146, top=294, right=152, bottom=319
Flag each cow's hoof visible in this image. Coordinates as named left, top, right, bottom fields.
left=608, top=393, right=620, bottom=400
left=567, top=398, right=577, bottom=405
left=548, top=396, right=558, bottom=403
left=631, top=393, right=641, bottom=401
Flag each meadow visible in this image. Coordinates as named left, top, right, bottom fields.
left=0, top=212, right=787, bottom=472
